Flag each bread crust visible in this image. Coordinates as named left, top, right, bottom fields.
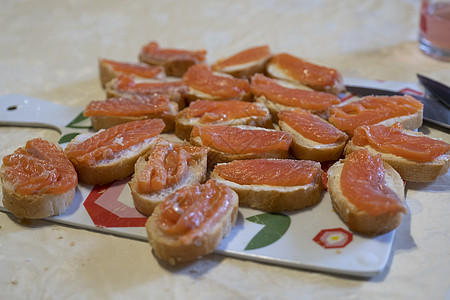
left=145, top=183, right=239, bottom=265
left=210, top=161, right=324, bottom=212
left=327, top=159, right=406, bottom=236
left=345, top=139, right=450, bottom=182
left=279, top=119, right=347, bottom=162
left=129, top=141, right=208, bottom=216
left=1, top=182, right=75, bottom=219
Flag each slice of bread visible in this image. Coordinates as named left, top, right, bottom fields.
left=211, top=45, right=272, bottom=79
left=99, top=58, right=165, bottom=87
left=88, top=101, right=178, bottom=133
left=190, top=125, right=292, bottom=167
left=1, top=138, right=77, bottom=219
left=345, top=132, right=450, bottom=182
left=138, top=41, right=206, bottom=77
left=278, top=113, right=348, bottom=162
left=266, top=53, right=345, bottom=95
left=210, top=159, right=324, bottom=212
left=175, top=101, right=273, bottom=141
left=129, top=138, right=208, bottom=216
left=145, top=179, right=239, bottom=265
left=327, top=153, right=406, bottom=236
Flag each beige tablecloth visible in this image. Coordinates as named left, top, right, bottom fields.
left=1, top=0, right=449, bottom=299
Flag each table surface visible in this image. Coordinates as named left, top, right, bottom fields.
left=1, top=0, right=449, bottom=299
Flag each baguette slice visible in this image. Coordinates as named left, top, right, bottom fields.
left=251, top=74, right=340, bottom=122
left=328, top=95, right=423, bottom=136
left=327, top=149, right=406, bottom=236
left=105, top=75, right=188, bottom=109
left=146, top=179, right=239, bottom=265
left=266, top=53, right=345, bottom=95
left=278, top=109, right=348, bottom=162
left=129, top=138, right=208, bottom=216
left=99, top=58, right=165, bottom=87
left=138, top=41, right=207, bottom=77
left=190, top=125, right=292, bottom=167
left=84, top=95, right=178, bottom=132
left=345, top=124, right=450, bottom=182
left=182, top=64, right=252, bottom=103
left=211, top=158, right=324, bottom=212
left=65, top=119, right=165, bottom=185
left=211, top=45, right=272, bottom=79
left=1, top=138, right=78, bottom=219
left=175, top=100, right=273, bottom=141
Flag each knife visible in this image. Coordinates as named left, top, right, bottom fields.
left=345, top=85, right=450, bottom=130
left=417, top=74, right=450, bottom=109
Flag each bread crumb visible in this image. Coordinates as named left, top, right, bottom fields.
left=44, top=267, right=49, bottom=271
left=0, top=225, right=2, bottom=230
left=336, top=250, right=342, bottom=254
left=70, top=241, right=76, bottom=246
left=58, top=235, right=63, bottom=239
left=11, top=280, right=18, bottom=285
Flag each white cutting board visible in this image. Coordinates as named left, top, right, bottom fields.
left=0, top=79, right=447, bottom=277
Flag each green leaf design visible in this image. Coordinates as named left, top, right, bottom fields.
left=66, top=111, right=91, bottom=129
left=244, top=213, right=291, bottom=250
left=59, top=132, right=80, bottom=144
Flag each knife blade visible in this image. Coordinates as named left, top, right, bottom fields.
left=417, top=74, right=450, bottom=109
left=345, top=85, right=450, bottom=130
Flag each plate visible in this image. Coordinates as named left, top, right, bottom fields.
left=1, top=79, right=447, bottom=277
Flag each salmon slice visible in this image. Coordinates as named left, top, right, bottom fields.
left=139, top=41, right=206, bottom=65
left=213, top=159, right=322, bottom=186
left=329, top=95, right=423, bottom=135
left=182, top=64, right=251, bottom=100
left=191, top=125, right=292, bottom=155
left=267, top=53, right=344, bottom=94
left=353, top=123, right=450, bottom=163
left=83, top=95, right=171, bottom=117
left=111, top=75, right=187, bottom=96
left=65, top=118, right=165, bottom=166
left=184, top=99, right=268, bottom=123
left=100, top=58, right=165, bottom=79
left=340, top=149, right=406, bottom=217
left=251, top=74, right=340, bottom=110
left=278, top=109, right=347, bottom=144
left=157, top=179, right=235, bottom=243
left=2, top=138, right=77, bottom=195
left=211, top=45, right=272, bottom=78
left=135, top=138, right=208, bottom=193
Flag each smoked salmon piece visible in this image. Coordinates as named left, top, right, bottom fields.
left=251, top=73, right=340, bottom=120
left=99, top=58, right=165, bottom=87
left=190, top=125, right=291, bottom=156
left=1, top=138, right=77, bottom=195
left=213, top=159, right=322, bottom=187
left=135, top=138, right=208, bottom=194
left=340, top=149, right=406, bottom=217
left=156, top=179, right=237, bottom=242
left=266, top=53, right=345, bottom=95
left=105, top=75, right=188, bottom=108
left=352, top=123, right=450, bottom=163
left=139, top=41, right=207, bottom=77
left=146, top=179, right=238, bottom=264
left=83, top=95, right=177, bottom=132
left=65, top=118, right=165, bottom=166
left=329, top=95, right=423, bottom=136
left=184, top=100, right=269, bottom=123
left=278, top=109, right=347, bottom=145
left=211, top=45, right=272, bottom=78
left=175, top=99, right=273, bottom=141
left=182, top=64, right=251, bottom=102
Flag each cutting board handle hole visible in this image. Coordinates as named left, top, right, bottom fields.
left=7, top=105, right=17, bottom=111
